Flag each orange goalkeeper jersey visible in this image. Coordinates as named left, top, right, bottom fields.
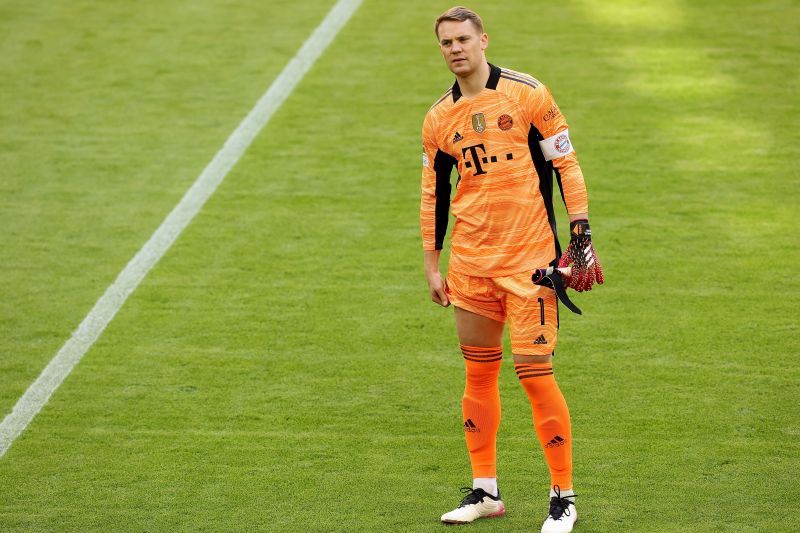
left=420, top=63, right=589, bottom=277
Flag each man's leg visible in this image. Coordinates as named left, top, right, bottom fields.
left=455, top=307, right=504, bottom=491
left=454, top=305, right=505, bottom=347
left=440, top=306, right=507, bottom=524
left=502, top=274, right=576, bottom=533
left=513, top=353, right=573, bottom=492
left=514, top=353, right=576, bottom=533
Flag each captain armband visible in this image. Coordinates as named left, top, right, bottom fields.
left=538, top=129, right=575, bottom=161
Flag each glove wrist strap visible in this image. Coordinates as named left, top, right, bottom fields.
left=569, top=219, right=591, bottom=238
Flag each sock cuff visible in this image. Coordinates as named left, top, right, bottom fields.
left=461, top=345, right=502, bottom=363
left=514, top=362, right=553, bottom=380
left=460, top=344, right=502, bottom=353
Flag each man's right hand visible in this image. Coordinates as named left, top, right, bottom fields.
left=424, top=250, right=450, bottom=307
left=426, top=270, right=450, bottom=307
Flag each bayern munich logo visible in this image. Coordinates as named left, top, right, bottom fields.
left=554, top=134, right=571, bottom=154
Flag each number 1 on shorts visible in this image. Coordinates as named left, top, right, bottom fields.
left=537, top=297, right=545, bottom=325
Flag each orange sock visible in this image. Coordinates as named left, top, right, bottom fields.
left=515, top=362, right=572, bottom=489
left=461, top=345, right=503, bottom=478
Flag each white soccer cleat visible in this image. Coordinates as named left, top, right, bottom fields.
left=440, top=487, right=506, bottom=524
left=541, top=487, right=577, bottom=533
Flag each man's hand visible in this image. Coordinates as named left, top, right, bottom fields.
left=424, top=249, right=450, bottom=307
left=426, top=270, right=450, bottom=307
left=558, top=219, right=604, bottom=292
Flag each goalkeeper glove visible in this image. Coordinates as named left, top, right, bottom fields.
left=558, top=219, right=604, bottom=292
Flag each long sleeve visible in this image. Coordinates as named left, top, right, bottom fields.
left=527, top=85, right=589, bottom=215
left=420, top=113, right=456, bottom=250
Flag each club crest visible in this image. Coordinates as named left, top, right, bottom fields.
left=471, top=113, right=486, bottom=133
left=497, top=114, right=513, bottom=131
left=555, top=133, right=571, bottom=154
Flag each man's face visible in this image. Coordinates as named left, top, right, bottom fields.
left=437, top=20, right=488, bottom=77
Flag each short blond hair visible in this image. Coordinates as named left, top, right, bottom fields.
left=434, top=6, right=484, bottom=37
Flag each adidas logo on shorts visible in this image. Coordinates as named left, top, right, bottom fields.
left=533, top=334, right=547, bottom=345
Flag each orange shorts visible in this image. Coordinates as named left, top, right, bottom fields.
left=445, top=270, right=559, bottom=356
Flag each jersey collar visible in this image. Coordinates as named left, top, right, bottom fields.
left=452, top=63, right=501, bottom=103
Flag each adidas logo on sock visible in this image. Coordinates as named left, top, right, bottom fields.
left=464, top=419, right=480, bottom=433
left=533, top=334, right=547, bottom=345
left=544, top=435, right=565, bottom=448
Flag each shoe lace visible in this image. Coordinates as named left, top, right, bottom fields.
left=548, top=485, right=576, bottom=521
left=457, top=487, right=488, bottom=508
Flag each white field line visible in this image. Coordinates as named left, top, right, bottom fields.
left=0, top=0, right=362, bottom=459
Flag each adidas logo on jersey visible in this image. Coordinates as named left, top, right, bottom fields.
left=464, top=419, right=479, bottom=433
left=544, top=435, right=565, bottom=448
left=533, top=334, right=547, bottom=345
left=452, top=131, right=463, bottom=143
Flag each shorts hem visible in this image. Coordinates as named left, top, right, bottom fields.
left=448, top=294, right=505, bottom=324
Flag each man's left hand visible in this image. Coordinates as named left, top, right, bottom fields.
left=558, top=219, right=604, bottom=292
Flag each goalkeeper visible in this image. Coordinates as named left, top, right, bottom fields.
left=419, top=6, right=603, bottom=533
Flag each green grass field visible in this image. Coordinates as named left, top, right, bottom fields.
left=1, top=0, right=798, bottom=530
